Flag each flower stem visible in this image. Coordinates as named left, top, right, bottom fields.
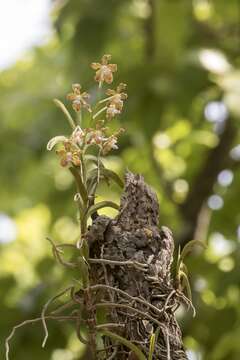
left=99, top=95, right=115, bottom=104
left=54, top=99, right=76, bottom=130
left=93, top=106, right=107, bottom=120
left=77, top=109, right=82, bottom=127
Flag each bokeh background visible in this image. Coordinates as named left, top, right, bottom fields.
left=1, top=1, right=240, bottom=359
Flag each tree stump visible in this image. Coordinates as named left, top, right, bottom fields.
left=87, top=172, right=188, bottom=359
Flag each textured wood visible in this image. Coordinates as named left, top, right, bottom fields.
left=87, top=172, right=187, bottom=359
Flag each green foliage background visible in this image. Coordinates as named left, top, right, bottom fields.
left=1, top=1, right=240, bottom=359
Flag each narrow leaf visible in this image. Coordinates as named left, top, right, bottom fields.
left=86, top=168, right=105, bottom=196
left=84, top=154, right=104, bottom=167
left=148, top=333, right=156, bottom=360
left=87, top=178, right=98, bottom=197
left=86, top=169, right=100, bottom=197
left=180, top=270, right=192, bottom=302
left=101, top=168, right=124, bottom=188
left=176, top=245, right=181, bottom=277
left=101, top=330, right=146, bottom=360
left=148, top=327, right=160, bottom=360
left=87, top=167, right=123, bottom=189
left=179, top=240, right=206, bottom=266
left=69, top=167, right=88, bottom=204
left=180, top=262, right=189, bottom=276
left=87, top=168, right=99, bottom=183
left=86, top=201, right=119, bottom=219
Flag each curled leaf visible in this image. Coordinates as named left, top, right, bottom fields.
left=179, top=240, right=206, bottom=266
left=176, top=240, right=206, bottom=285
left=87, top=167, right=123, bottom=189
left=101, top=168, right=124, bottom=188
left=74, top=193, right=82, bottom=202
left=86, top=201, right=119, bottom=220
left=180, top=262, right=189, bottom=276
left=46, top=136, right=68, bottom=151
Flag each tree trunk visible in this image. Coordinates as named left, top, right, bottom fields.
left=86, top=172, right=188, bottom=359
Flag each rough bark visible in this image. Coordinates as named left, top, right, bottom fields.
left=87, top=172, right=188, bottom=359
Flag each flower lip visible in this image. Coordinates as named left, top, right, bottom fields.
left=106, top=104, right=121, bottom=119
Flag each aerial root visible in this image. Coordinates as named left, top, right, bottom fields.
left=41, top=286, right=74, bottom=347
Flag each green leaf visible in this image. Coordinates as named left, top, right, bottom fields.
left=77, top=256, right=89, bottom=287
left=86, top=168, right=101, bottom=197
left=179, top=270, right=192, bottom=302
left=176, top=245, right=181, bottom=277
left=179, top=240, right=206, bottom=266
left=148, top=327, right=160, bottom=360
left=101, top=330, right=146, bottom=360
left=87, top=178, right=98, bottom=198
left=87, top=167, right=124, bottom=189
left=69, top=167, right=88, bottom=204
left=86, top=201, right=119, bottom=219
left=86, top=168, right=99, bottom=183
left=100, top=168, right=124, bottom=188
left=148, top=334, right=156, bottom=360
left=180, top=262, right=189, bottom=276
left=84, top=154, right=104, bottom=167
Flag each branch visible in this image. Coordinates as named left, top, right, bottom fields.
left=179, top=117, right=236, bottom=245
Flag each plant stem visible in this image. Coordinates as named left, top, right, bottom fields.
left=77, top=109, right=82, bottom=126
left=99, top=95, right=115, bottom=104
left=93, top=106, right=107, bottom=120
left=54, top=99, right=76, bottom=130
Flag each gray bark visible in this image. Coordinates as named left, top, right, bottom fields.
left=87, top=172, right=188, bottom=359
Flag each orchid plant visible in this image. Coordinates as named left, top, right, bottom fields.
left=47, top=54, right=126, bottom=265
left=5, top=55, right=206, bottom=360
left=5, top=55, right=133, bottom=360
